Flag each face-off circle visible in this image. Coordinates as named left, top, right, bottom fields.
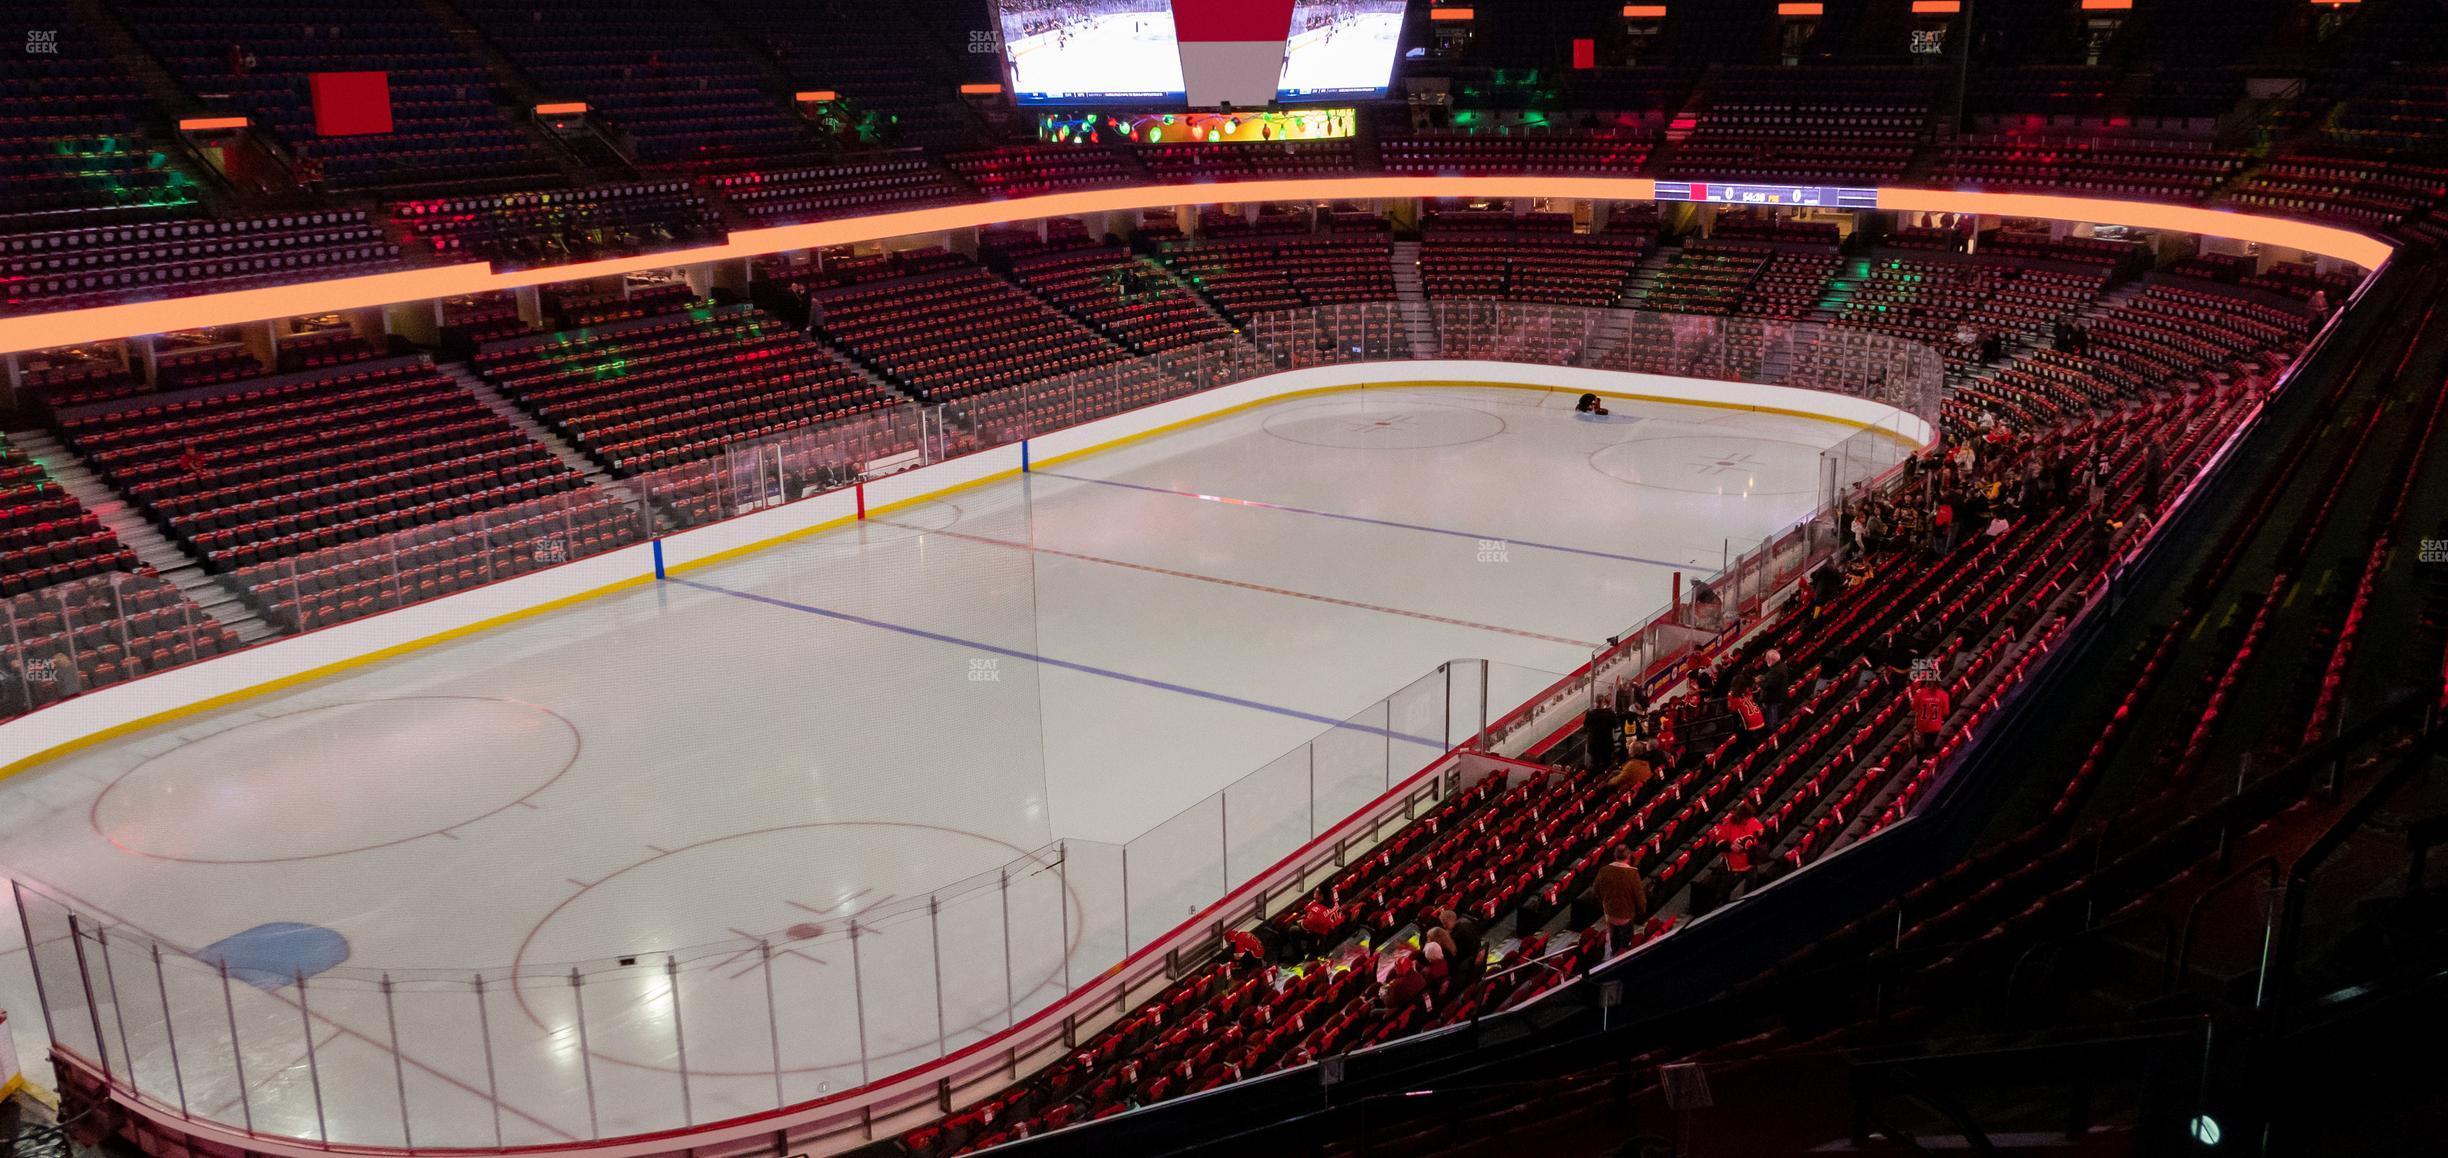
left=92, top=696, right=579, bottom=864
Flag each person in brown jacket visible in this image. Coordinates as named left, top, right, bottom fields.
left=1591, top=846, right=1648, bottom=957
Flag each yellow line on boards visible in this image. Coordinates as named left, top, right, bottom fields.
left=0, top=376, right=1922, bottom=784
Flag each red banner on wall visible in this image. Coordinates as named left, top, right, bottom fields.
left=310, top=71, right=393, bottom=137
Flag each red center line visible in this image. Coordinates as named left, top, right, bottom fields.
left=873, top=520, right=1598, bottom=649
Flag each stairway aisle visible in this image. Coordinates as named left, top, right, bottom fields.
left=440, top=361, right=641, bottom=507
left=6, top=431, right=280, bottom=644
left=1390, top=240, right=1438, bottom=356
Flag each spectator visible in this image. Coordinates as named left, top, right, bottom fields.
left=1908, top=678, right=1952, bottom=754
left=1727, top=679, right=1765, bottom=733
left=1295, top=900, right=1343, bottom=959
left=1707, top=801, right=1766, bottom=894
left=1435, top=907, right=1485, bottom=987
left=1592, top=846, right=1648, bottom=954
left=1582, top=696, right=1623, bottom=775
left=1610, top=739, right=1657, bottom=791
left=1420, top=935, right=1452, bottom=988
left=1381, top=954, right=1429, bottom=1009
left=1756, top=649, right=1792, bottom=729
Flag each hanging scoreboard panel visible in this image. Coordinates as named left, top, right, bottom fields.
left=1656, top=182, right=1880, bottom=209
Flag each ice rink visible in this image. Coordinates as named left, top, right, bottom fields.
left=0, top=385, right=1875, bottom=1142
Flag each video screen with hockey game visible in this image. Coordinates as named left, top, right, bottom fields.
left=998, top=0, right=1186, bottom=104
left=1275, top=0, right=1408, bottom=101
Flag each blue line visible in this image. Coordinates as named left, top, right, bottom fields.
left=652, top=539, right=666, bottom=581
left=669, top=578, right=1445, bottom=747
left=1031, top=471, right=1695, bottom=569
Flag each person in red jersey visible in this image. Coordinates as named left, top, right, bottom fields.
left=1909, top=678, right=1952, bottom=754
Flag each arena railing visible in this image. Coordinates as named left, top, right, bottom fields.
left=9, top=659, right=1515, bottom=1151
left=7, top=303, right=1943, bottom=1153
left=1, top=303, right=1937, bottom=732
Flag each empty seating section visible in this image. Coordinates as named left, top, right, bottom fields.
left=1978, top=229, right=2152, bottom=276
left=1, top=2, right=199, bottom=227
left=2322, top=65, right=2448, bottom=154
left=439, top=293, right=542, bottom=349
left=1002, top=245, right=1235, bottom=352
left=1133, top=141, right=1360, bottom=182
left=151, top=339, right=264, bottom=390
left=542, top=281, right=702, bottom=330
left=706, top=156, right=969, bottom=224
left=1735, top=249, right=1841, bottom=320
left=2086, top=283, right=2308, bottom=386
left=1929, top=134, right=2244, bottom=200
left=1820, top=256, right=2011, bottom=365
left=115, top=0, right=556, bottom=193
left=808, top=260, right=1129, bottom=401
left=1197, top=206, right=1312, bottom=238
left=1156, top=238, right=1395, bottom=320
left=1966, top=67, right=2117, bottom=122
left=1631, top=242, right=1771, bottom=315
left=391, top=182, right=723, bottom=267
left=755, top=247, right=972, bottom=308
left=1, top=573, right=238, bottom=721
left=476, top=304, right=900, bottom=473
left=460, top=0, right=818, bottom=164
left=274, top=326, right=381, bottom=373
left=1709, top=213, right=1841, bottom=247
left=0, top=210, right=401, bottom=314
left=1669, top=68, right=1933, bottom=183
left=2237, top=260, right=2357, bottom=305
left=1418, top=214, right=1651, bottom=307
left=948, top=146, right=1141, bottom=197
left=2224, top=153, right=2448, bottom=231
left=54, top=359, right=590, bottom=590
left=1951, top=283, right=2302, bottom=434
left=1378, top=131, right=1655, bottom=175
left=0, top=433, right=136, bottom=597
left=14, top=350, right=145, bottom=413
left=708, top=0, right=986, bottom=150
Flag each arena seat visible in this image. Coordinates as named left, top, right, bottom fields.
left=705, top=154, right=971, bottom=225
left=804, top=256, right=1134, bottom=402
left=52, top=357, right=596, bottom=591
left=474, top=303, right=903, bottom=474
left=112, top=0, right=559, bottom=194
left=390, top=181, right=724, bottom=269
left=457, top=0, right=823, bottom=165
left=1154, top=236, right=1396, bottom=321
left=0, top=2, right=202, bottom=229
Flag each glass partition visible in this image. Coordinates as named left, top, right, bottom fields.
left=3, top=304, right=1937, bottom=730
left=13, top=659, right=1496, bottom=1148
left=9, top=301, right=1945, bottom=1146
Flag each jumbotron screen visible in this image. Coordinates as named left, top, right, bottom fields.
left=1276, top=0, right=1408, bottom=101
left=999, top=0, right=1187, bottom=105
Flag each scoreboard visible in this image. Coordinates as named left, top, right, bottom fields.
left=1656, top=182, right=1880, bottom=209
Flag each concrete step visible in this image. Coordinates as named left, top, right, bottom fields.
left=440, top=362, right=642, bottom=506
left=1389, top=241, right=1436, bottom=356
left=5, top=431, right=280, bottom=642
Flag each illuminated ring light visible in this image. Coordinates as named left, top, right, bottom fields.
left=0, top=178, right=2391, bottom=356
